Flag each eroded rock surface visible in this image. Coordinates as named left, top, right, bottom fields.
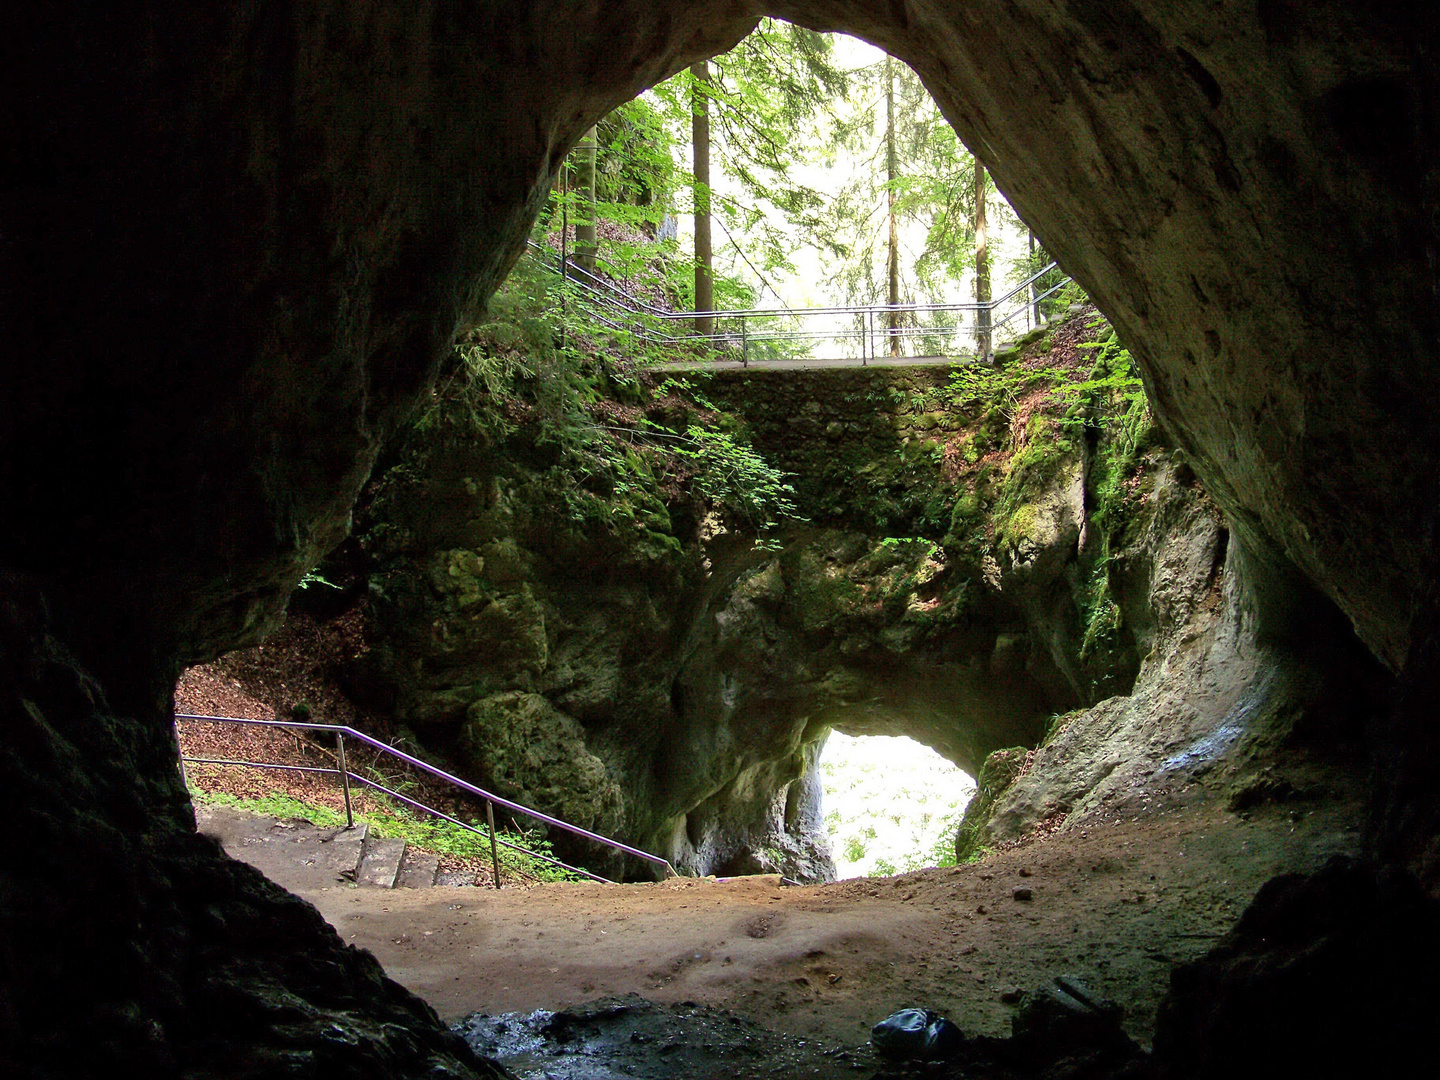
left=1154, top=857, right=1440, bottom=1080
left=335, top=311, right=1208, bottom=881
left=0, top=572, right=502, bottom=1078
left=1, top=1, right=1435, bottom=1073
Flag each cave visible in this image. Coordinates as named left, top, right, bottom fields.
left=2, top=2, right=1436, bottom=1077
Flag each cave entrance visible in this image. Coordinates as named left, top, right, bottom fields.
left=819, top=730, right=976, bottom=879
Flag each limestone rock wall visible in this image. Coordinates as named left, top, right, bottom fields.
left=345, top=314, right=1203, bottom=882
left=1, top=0, right=1434, bottom=1070
left=0, top=569, right=500, bottom=1078
left=962, top=455, right=1386, bottom=855
left=771, top=0, right=1439, bottom=672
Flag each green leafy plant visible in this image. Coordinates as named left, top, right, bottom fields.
left=297, top=570, right=341, bottom=591
left=190, top=787, right=584, bottom=883
left=666, top=425, right=802, bottom=533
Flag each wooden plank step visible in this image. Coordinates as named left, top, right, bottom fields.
left=396, top=849, right=439, bottom=889
left=356, top=836, right=406, bottom=888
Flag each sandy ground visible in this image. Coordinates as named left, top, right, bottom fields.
left=216, top=797, right=1361, bottom=1051
left=177, top=643, right=1365, bottom=1052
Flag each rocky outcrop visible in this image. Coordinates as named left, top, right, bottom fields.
left=0, top=570, right=501, bottom=1079
left=960, top=451, right=1387, bottom=854
left=340, top=310, right=1207, bottom=882
left=1153, top=857, right=1440, bottom=1080
left=966, top=453, right=1238, bottom=849
left=2, top=0, right=1430, bottom=715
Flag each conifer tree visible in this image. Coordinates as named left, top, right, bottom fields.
left=691, top=62, right=714, bottom=334
left=574, top=125, right=599, bottom=274
left=885, top=56, right=901, bottom=354
left=974, top=162, right=991, bottom=357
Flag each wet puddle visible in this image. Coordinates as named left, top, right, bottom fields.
left=455, top=994, right=880, bottom=1079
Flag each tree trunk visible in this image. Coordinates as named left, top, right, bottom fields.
left=574, top=125, right=598, bottom=275
left=691, top=61, right=714, bottom=337
left=975, top=162, right=991, bottom=359
left=886, top=57, right=901, bottom=357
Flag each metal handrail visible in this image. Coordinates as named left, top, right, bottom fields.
left=176, top=713, right=678, bottom=885
left=524, top=238, right=1071, bottom=364
left=530, top=237, right=1065, bottom=320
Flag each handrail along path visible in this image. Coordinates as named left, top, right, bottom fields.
left=176, top=713, right=677, bottom=886
left=526, top=238, right=1072, bottom=366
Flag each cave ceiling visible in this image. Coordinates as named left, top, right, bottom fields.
left=0, top=1, right=1433, bottom=682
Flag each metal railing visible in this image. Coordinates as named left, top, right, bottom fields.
left=526, top=239, right=1073, bottom=367
left=176, top=713, right=677, bottom=886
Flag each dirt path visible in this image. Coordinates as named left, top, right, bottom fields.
left=179, top=655, right=1366, bottom=1050
left=238, top=799, right=1360, bottom=1050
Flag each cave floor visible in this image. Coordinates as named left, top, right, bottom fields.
left=209, top=793, right=1361, bottom=1054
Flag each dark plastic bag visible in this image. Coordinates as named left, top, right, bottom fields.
left=871, top=1008, right=963, bottom=1060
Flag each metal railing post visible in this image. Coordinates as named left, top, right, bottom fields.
left=173, top=723, right=189, bottom=790
left=336, top=733, right=354, bottom=829
left=486, top=799, right=502, bottom=889
left=741, top=315, right=748, bottom=367
left=177, top=713, right=696, bottom=881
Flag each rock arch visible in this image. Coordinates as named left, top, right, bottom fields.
left=0, top=3, right=1434, bottom=1074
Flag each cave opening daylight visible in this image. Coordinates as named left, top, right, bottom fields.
left=819, top=731, right=977, bottom=878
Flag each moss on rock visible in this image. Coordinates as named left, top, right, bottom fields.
left=954, top=746, right=1032, bottom=861
left=459, top=691, right=625, bottom=836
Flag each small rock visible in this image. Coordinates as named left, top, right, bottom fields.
left=1014, top=886, right=1034, bottom=902
left=976, top=904, right=988, bottom=914
left=828, top=973, right=842, bottom=985
left=1000, top=989, right=1024, bottom=1005
left=1019, top=868, right=1032, bottom=878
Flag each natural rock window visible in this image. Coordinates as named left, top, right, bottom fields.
left=821, top=730, right=976, bottom=878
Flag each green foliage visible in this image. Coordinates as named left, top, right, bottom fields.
left=651, top=20, right=849, bottom=280
left=953, top=746, right=1030, bottom=862
left=544, top=96, right=678, bottom=260
left=1009, top=242, right=1072, bottom=323
left=666, top=425, right=801, bottom=533
left=421, top=242, right=803, bottom=558
left=1060, top=324, right=1155, bottom=662
left=822, top=731, right=974, bottom=878
left=190, top=787, right=584, bottom=883
left=916, top=804, right=966, bottom=870
left=1041, top=709, right=1084, bottom=746
left=877, top=536, right=939, bottom=560
left=196, top=789, right=346, bottom=828
left=594, top=96, right=677, bottom=212
left=820, top=57, right=1022, bottom=309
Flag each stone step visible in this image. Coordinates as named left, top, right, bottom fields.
left=396, top=849, right=439, bottom=889
left=436, top=869, right=476, bottom=888
left=323, top=823, right=369, bottom=882
left=356, top=836, right=407, bottom=888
